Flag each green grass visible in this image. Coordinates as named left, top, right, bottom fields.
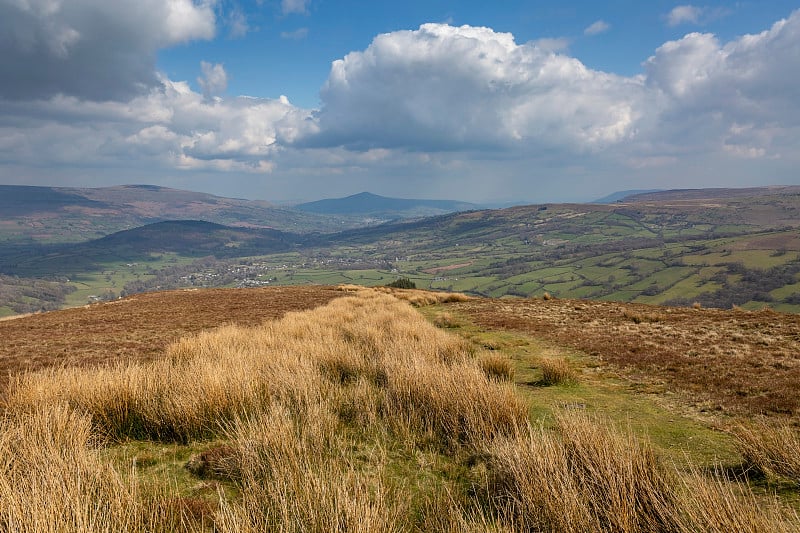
left=420, top=305, right=742, bottom=469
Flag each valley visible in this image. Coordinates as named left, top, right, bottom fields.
left=3, top=185, right=799, bottom=316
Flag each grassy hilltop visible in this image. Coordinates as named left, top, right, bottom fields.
left=1, top=285, right=798, bottom=531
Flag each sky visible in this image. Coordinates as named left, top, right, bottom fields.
left=1, top=1, right=799, bottom=204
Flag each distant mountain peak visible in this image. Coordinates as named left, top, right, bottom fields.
left=294, top=192, right=477, bottom=218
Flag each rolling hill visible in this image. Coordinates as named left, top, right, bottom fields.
left=0, top=184, right=368, bottom=244
left=3, top=185, right=800, bottom=316
left=1, top=285, right=798, bottom=530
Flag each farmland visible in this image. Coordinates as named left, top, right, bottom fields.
left=2, top=187, right=800, bottom=315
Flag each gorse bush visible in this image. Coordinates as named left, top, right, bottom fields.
left=1, top=289, right=798, bottom=532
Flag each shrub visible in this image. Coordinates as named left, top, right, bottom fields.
left=386, top=277, right=416, bottom=289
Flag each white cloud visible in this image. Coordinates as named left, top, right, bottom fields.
left=642, top=10, right=800, bottom=159
left=312, top=24, right=642, bottom=152
left=584, top=20, right=610, bottom=36
left=0, top=76, right=316, bottom=174
left=281, top=0, right=308, bottom=15
left=1, top=9, right=800, bottom=201
left=281, top=27, right=309, bottom=40
left=667, top=5, right=704, bottom=26
left=0, top=0, right=217, bottom=101
left=198, top=62, right=228, bottom=98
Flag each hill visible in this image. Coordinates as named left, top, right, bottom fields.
left=622, top=185, right=800, bottom=202
left=294, top=191, right=478, bottom=218
left=1, top=285, right=798, bottom=530
left=592, top=189, right=663, bottom=203
left=3, top=186, right=800, bottom=316
left=0, top=184, right=368, bottom=244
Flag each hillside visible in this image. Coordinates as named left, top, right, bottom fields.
left=622, top=185, right=800, bottom=203
left=0, top=184, right=367, bottom=244
left=3, top=186, right=800, bottom=316
left=294, top=191, right=477, bottom=218
left=1, top=285, right=798, bottom=530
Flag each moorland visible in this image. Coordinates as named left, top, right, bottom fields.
left=0, top=285, right=798, bottom=531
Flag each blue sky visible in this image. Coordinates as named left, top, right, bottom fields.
left=1, top=1, right=800, bottom=203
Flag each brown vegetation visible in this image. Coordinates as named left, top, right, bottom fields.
left=733, top=420, right=800, bottom=484
left=0, top=286, right=343, bottom=393
left=539, top=356, right=578, bottom=386
left=452, top=298, right=800, bottom=417
left=1, top=286, right=798, bottom=531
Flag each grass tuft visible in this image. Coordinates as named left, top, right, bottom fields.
left=733, top=420, right=800, bottom=484
left=539, top=356, right=578, bottom=386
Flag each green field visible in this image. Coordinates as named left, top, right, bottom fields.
left=3, top=192, right=800, bottom=314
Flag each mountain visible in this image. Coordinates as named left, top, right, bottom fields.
left=0, top=184, right=369, bottom=244
left=92, top=220, right=295, bottom=256
left=293, top=192, right=478, bottom=218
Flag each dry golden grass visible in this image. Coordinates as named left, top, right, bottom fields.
left=676, top=468, right=800, bottom=533
left=484, top=410, right=800, bottom=533
left=485, top=411, right=677, bottom=532
left=338, top=284, right=472, bottom=307
left=733, top=420, right=800, bottom=484
left=2, top=287, right=799, bottom=531
left=539, top=356, right=578, bottom=386
left=477, top=353, right=515, bottom=382
left=0, top=286, right=343, bottom=393
left=0, top=405, right=144, bottom=532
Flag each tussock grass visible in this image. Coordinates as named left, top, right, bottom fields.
left=676, top=467, right=800, bottom=533
left=539, top=356, right=578, bottom=385
left=477, top=353, right=515, bottom=382
left=338, top=284, right=472, bottom=307
left=484, top=411, right=800, bottom=533
left=2, top=288, right=798, bottom=531
left=0, top=405, right=156, bottom=532
left=734, top=420, right=800, bottom=484
left=433, top=311, right=460, bottom=328
left=485, top=411, right=678, bottom=532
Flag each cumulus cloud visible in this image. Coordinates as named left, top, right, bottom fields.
left=2, top=7, right=800, bottom=200
left=312, top=24, right=643, bottom=152
left=198, top=62, right=228, bottom=98
left=281, top=0, right=308, bottom=15
left=0, top=0, right=216, bottom=101
left=643, top=10, right=800, bottom=158
left=0, top=77, right=316, bottom=173
left=584, top=20, right=610, bottom=36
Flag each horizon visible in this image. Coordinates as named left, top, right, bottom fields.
left=1, top=1, right=799, bottom=204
